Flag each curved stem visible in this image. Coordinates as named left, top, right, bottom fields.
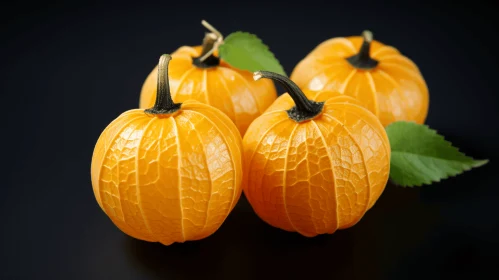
left=145, top=54, right=181, bottom=114
left=192, top=20, right=223, bottom=68
left=346, top=30, right=379, bottom=70
left=201, top=20, right=223, bottom=41
left=199, top=20, right=223, bottom=61
left=254, top=71, right=324, bottom=122
left=198, top=33, right=220, bottom=61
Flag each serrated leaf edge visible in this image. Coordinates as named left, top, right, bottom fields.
left=219, top=31, right=287, bottom=76
left=386, top=121, right=489, bottom=188
left=391, top=158, right=488, bottom=188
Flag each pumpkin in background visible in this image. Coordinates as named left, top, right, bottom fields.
left=140, top=22, right=277, bottom=135
left=243, top=71, right=390, bottom=237
left=91, top=55, right=243, bottom=245
left=290, top=30, right=429, bottom=127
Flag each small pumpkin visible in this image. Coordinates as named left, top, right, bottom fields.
left=242, top=71, right=390, bottom=237
left=91, top=54, right=243, bottom=245
left=140, top=21, right=277, bottom=135
left=290, top=30, right=429, bottom=127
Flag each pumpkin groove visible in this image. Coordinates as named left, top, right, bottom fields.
left=291, top=30, right=429, bottom=127
left=140, top=22, right=277, bottom=135
left=91, top=54, right=243, bottom=245
left=242, top=71, right=390, bottom=237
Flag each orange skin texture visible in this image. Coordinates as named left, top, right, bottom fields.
left=242, top=91, right=391, bottom=237
left=290, top=36, right=429, bottom=127
left=140, top=46, right=278, bottom=136
left=91, top=101, right=243, bottom=245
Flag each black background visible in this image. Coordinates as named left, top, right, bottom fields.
left=2, top=1, right=499, bottom=279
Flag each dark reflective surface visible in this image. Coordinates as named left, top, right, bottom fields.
left=123, top=186, right=432, bottom=279
left=1, top=1, right=498, bottom=279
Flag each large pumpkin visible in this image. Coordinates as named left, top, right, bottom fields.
left=243, top=71, right=390, bottom=237
left=140, top=30, right=277, bottom=135
left=290, top=30, right=429, bottom=127
left=91, top=55, right=243, bottom=245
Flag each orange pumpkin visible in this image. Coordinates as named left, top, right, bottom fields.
left=243, top=71, right=390, bottom=237
left=290, top=30, right=429, bottom=127
left=91, top=55, right=243, bottom=245
left=140, top=22, right=277, bottom=135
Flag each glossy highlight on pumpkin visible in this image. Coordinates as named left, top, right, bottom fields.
left=91, top=55, right=243, bottom=245
left=290, top=30, right=429, bottom=127
left=139, top=22, right=277, bottom=135
left=243, top=71, right=391, bottom=237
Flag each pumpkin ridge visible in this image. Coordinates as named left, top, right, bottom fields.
left=184, top=103, right=242, bottom=211
left=321, top=112, right=371, bottom=228
left=319, top=65, right=349, bottom=91
left=301, top=61, right=347, bottom=90
left=256, top=121, right=292, bottom=225
left=282, top=124, right=302, bottom=235
left=214, top=69, right=237, bottom=124
left=327, top=104, right=391, bottom=208
left=228, top=67, right=263, bottom=114
left=190, top=109, right=238, bottom=213
left=336, top=37, right=357, bottom=53
left=339, top=69, right=358, bottom=94
left=244, top=118, right=289, bottom=220
left=378, top=63, right=429, bottom=124
left=329, top=102, right=391, bottom=155
left=188, top=111, right=215, bottom=235
left=310, top=120, right=339, bottom=234
left=101, top=115, right=153, bottom=240
left=364, top=72, right=380, bottom=117
left=315, top=37, right=357, bottom=55
left=184, top=102, right=242, bottom=147
left=302, top=124, right=318, bottom=234
left=115, top=117, right=157, bottom=240
left=92, top=112, right=138, bottom=209
left=98, top=115, right=144, bottom=227
left=202, top=69, right=209, bottom=104
left=376, top=69, right=409, bottom=121
left=380, top=61, right=422, bottom=80
left=171, top=117, right=186, bottom=242
left=371, top=46, right=399, bottom=58
left=379, top=62, right=424, bottom=83
left=378, top=55, right=419, bottom=70
left=134, top=117, right=157, bottom=239
left=174, top=67, right=197, bottom=101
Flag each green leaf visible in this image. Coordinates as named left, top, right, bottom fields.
left=385, top=121, right=488, bottom=187
left=219, top=31, right=287, bottom=76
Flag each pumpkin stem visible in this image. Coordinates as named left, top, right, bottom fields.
left=254, top=71, right=324, bottom=122
left=346, top=30, right=379, bottom=70
left=192, top=20, right=223, bottom=68
left=145, top=54, right=181, bottom=114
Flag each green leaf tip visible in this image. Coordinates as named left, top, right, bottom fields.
left=385, top=121, right=488, bottom=187
left=219, top=31, right=287, bottom=76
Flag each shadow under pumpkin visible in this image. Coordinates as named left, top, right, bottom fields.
left=124, top=182, right=439, bottom=280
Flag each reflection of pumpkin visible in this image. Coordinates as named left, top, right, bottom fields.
left=243, top=71, right=390, bottom=237
left=92, top=55, right=243, bottom=245
left=140, top=31, right=277, bottom=135
left=291, top=30, right=429, bottom=127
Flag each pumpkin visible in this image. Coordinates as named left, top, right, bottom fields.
left=91, top=54, right=243, bottom=245
left=242, top=71, right=390, bottom=237
left=139, top=21, right=277, bottom=135
left=290, top=30, right=429, bottom=127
